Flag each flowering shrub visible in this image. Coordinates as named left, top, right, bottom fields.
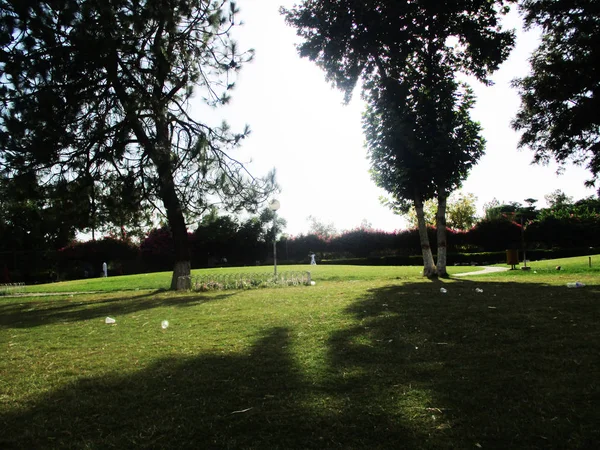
left=467, top=219, right=522, bottom=251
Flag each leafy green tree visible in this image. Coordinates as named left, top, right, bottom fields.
left=574, top=196, right=600, bottom=214
left=405, top=199, right=437, bottom=229
left=544, top=189, right=574, bottom=209
left=0, top=171, right=82, bottom=281
left=261, top=208, right=287, bottom=246
left=483, top=199, right=538, bottom=222
left=0, top=0, right=275, bottom=289
left=447, top=193, right=479, bottom=230
left=512, top=0, right=600, bottom=191
left=484, top=199, right=521, bottom=221
left=405, top=192, right=478, bottom=231
left=306, top=215, right=337, bottom=240
left=283, top=0, right=514, bottom=277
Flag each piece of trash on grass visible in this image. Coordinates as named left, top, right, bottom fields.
left=161, top=320, right=169, bottom=329
left=310, top=281, right=316, bottom=286
left=231, top=407, right=253, bottom=415
left=475, top=288, right=483, bottom=293
left=488, top=306, right=496, bottom=309
left=566, top=281, right=585, bottom=288
left=105, top=317, right=116, bottom=324
left=440, top=288, right=447, bottom=294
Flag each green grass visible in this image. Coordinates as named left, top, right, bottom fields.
left=1, top=258, right=599, bottom=449
left=18, top=264, right=478, bottom=294
left=478, top=254, right=600, bottom=284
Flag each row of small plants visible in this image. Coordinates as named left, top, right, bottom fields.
left=180, top=271, right=313, bottom=291
left=0, top=283, right=25, bottom=296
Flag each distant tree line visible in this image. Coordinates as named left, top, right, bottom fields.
left=2, top=191, right=597, bottom=283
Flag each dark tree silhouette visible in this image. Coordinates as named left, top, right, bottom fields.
left=0, top=0, right=276, bottom=289
left=513, top=0, right=600, bottom=192
left=283, top=0, right=515, bottom=276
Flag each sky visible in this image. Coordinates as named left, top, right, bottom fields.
left=194, top=0, right=596, bottom=236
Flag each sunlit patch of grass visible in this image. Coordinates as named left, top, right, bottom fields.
left=18, top=264, right=478, bottom=294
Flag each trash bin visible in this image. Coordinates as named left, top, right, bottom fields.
left=506, top=249, right=519, bottom=269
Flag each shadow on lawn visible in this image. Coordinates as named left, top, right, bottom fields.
left=0, top=291, right=235, bottom=329
left=326, top=279, right=600, bottom=449
left=2, top=280, right=599, bottom=449
left=1, top=327, right=422, bottom=449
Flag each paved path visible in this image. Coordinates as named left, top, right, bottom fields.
left=453, top=266, right=510, bottom=277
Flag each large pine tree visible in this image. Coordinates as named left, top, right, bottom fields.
left=0, top=0, right=276, bottom=288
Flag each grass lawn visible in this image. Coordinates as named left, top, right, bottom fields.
left=1, top=256, right=599, bottom=448
left=15, top=264, right=480, bottom=294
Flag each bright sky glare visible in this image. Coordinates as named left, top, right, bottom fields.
left=198, top=0, right=596, bottom=236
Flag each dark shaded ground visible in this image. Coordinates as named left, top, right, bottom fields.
left=1, top=279, right=599, bottom=449
left=0, top=291, right=233, bottom=329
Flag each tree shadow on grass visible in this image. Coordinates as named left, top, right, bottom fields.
left=1, top=327, right=423, bottom=450
left=324, top=279, right=600, bottom=449
left=2, top=281, right=598, bottom=449
left=0, top=291, right=236, bottom=330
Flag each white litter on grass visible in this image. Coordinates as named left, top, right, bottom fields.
left=440, top=288, right=447, bottom=294
left=161, top=320, right=169, bottom=329
left=105, top=317, right=116, bottom=324
left=310, top=281, right=316, bottom=286
left=475, top=288, right=484, bottom=293
left=567, top=281, right=586, bottom=288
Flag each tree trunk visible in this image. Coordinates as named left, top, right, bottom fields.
left=155, top=158, right=191, bottom=291
left=415, top=196, right=437, bottom=278
left=107, top=39, right=191, bottom=290
left=436, top=194, right=448, bottom=277
left=108, top=47, right=191, bottom=290
left=152, top=127, right=191, bottom=290
left=173, top=260, right=191, bottom=290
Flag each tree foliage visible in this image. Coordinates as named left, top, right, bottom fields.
left=0, top=0, right=275, bottom=289
left=405, top=193, right=478, bottom=230
left=512, top=0, right=600, bottom=190
left=306, top=215, right=337, bottom=240
left=284, top=0, right=514, bottom=277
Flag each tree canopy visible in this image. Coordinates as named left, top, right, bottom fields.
left=512, top=0, right=600, bottom=191
left=283, top=0, right=515, bottom=276
left=0, top=0, right=276, bottom=288
left=405, top=193, right=478, bottom=230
